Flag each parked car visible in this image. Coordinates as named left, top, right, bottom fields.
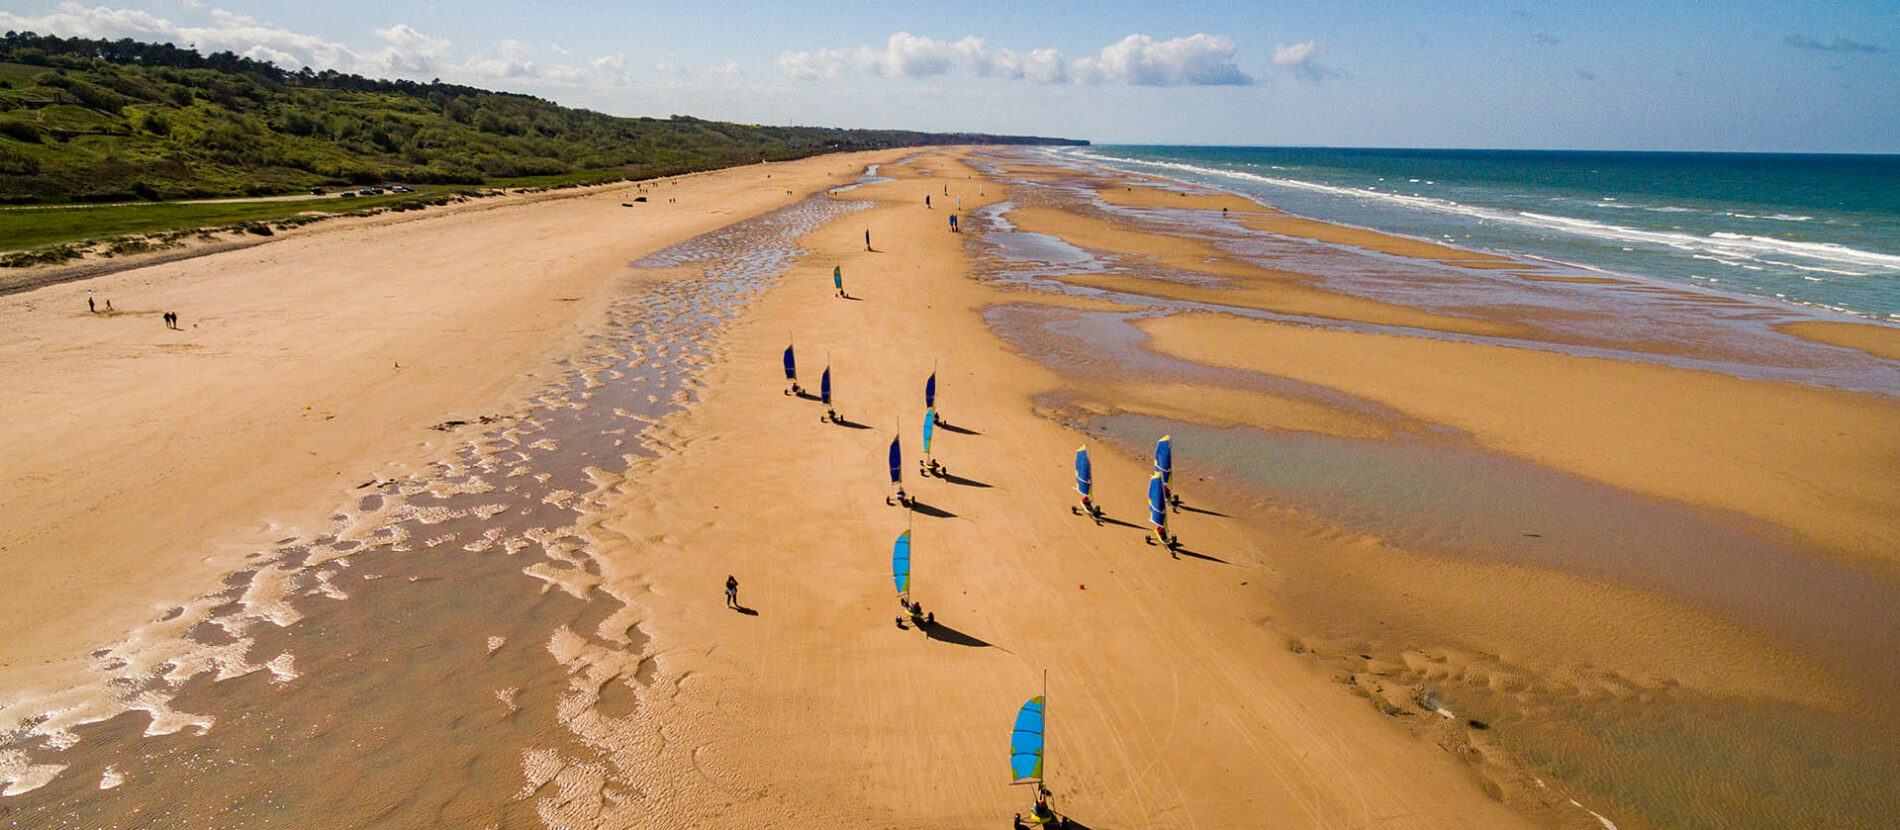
left=359, top=188, right=383, bottom=196
left=340, top=191, right=357, bottom=198
left=310, top=187, right=326, bottom=196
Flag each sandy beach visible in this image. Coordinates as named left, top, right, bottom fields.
left=0, top=151, right=896, bottom=695
left=3, top=145, right=1898, bottom=830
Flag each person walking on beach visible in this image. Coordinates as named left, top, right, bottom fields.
left=925, top=195, right=931, bottom=209
left=725, top=575, right=739, bottom=608
left=88, top=296, right=95, bottom=313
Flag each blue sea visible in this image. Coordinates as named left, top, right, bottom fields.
left=1054, top=146, right=1900, bottom=321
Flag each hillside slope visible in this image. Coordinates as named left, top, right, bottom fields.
left=0, top=32, right=1083, bottom=203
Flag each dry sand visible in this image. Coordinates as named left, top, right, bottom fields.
left=1138, top=313, right=1900, bottom=573
left=0, top=150, right=901, bottom=696
left=9, top=143, right=1896, bottom=828
left=576, top=149, right=1536, bottom=827
left=1776, top=319, right=1900, bottom=361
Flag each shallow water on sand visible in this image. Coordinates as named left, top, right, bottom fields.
left=1087, top=414, right=1900, bottom=698
left=972, top=151, right=1900, bottom=829
left=972, top=164, right=1900, bottom=396
left=0, top=194, right=868, bottom=826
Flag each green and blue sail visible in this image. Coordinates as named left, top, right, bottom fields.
left=1010, top=695, right=1046, bottom=784
left=892, top=530, right=911, bottom=596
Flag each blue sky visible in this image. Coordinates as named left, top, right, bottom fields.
left=3, top=1, right=1896, bottom=152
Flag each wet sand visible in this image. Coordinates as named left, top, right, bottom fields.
left=576, top=149, right=1535, bottom=827
left=5, top=145, right=1898, bottom=830
left=962, top=151, right=1900, bottom=829
left=0, top=152, right=894, bottom=696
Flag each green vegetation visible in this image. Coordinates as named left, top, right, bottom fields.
left=0, top=186, right=469, bottom=250
left=0, top=32, right=1083, bottom=210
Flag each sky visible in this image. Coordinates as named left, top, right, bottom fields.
left=3, top=1, right=1896, bottom=152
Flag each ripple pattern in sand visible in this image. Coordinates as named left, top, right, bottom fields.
left=0, top=193, right=868, bottom=825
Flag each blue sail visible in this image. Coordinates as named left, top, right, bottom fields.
left=925, top=372, right=937, bottom=409
left=1154, top=434, right=1173, bottom=487
left=833, top=265, right=843, bottom=290
left=893, top=530, right=911, bottom=595
left=782, top=345, right=796, bottom=381
left=1010, top=695, right=1046, bottom=783
left=888, top=436, right=903, bottom=484
left=923, top=408, right=936, bottom=455
left=1074, top=446, right=1092, bottom=499
left=1148, top=472, right=1168, bottom=533
left=820, top=367, right=832, bottom=405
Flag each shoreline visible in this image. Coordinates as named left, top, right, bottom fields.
left=968, top=148, right=1900, bottom=827
left=3, top=144, right=1895, bottom=828
left=579, top=148, right=1540, bottom=827
left=1049, top=146, right=1900, bottom=338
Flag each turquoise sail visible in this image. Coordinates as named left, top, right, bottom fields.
left=833, top=265, right=843, bottom=291
left=893, top=530, right=911, bottom=595
left=1074, top=446, right=1092, bottom=499
left=1010, top=695, right=1046, bottom=783
left=923, top=408, right=936, bottom=456
left=1148, top=472, right=1167, bottom=534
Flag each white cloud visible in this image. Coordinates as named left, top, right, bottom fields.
left=961, top=37, right=1067, bottom=83
left=1271, top=40, right=1335, bottom=82
left=0, top=2, right=440, bottom=79
left=1072, top=33, right=1253, bottom=86
left=778, top=31, right=1253, bottom=86
left=0, top=3, right=641, bottom=90
left=776, top=48, right=849, bottom=80
left=853, top=31, right=960, bottom=79
left=463, top=38, right=535, bottom=79
left=372, top=23, right=449, bottom=76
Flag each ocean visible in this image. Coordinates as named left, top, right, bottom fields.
left=1055, top=146, right=1900, bottom=321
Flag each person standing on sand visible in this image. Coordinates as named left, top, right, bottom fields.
left=725, top=575, right=739, bottom=608
left=925, top=195, right=931, bottom=209
left=88, top=296, right=95, bottom=313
